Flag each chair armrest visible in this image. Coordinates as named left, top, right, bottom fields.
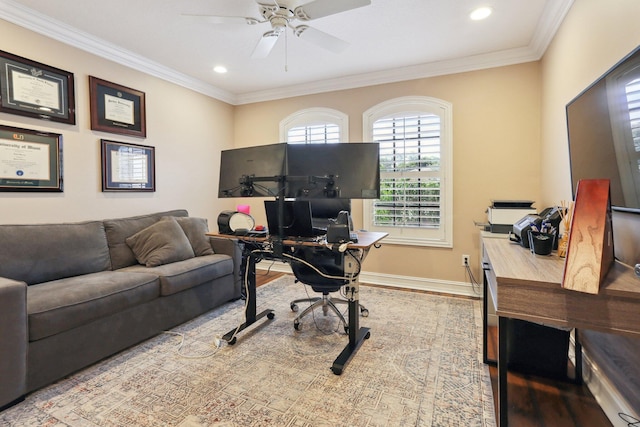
left=0, top=277, right=27, bottom=407
left=209, top=236, right=243, bottom=297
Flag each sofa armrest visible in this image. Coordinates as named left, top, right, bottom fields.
left=0, top=277, right=27, bottom=408
left=209, top=236, right=243, bottom=297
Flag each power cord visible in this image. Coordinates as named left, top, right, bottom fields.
left=464, top=257, right=482, bottom=295
left=162, top=330, right=222, bottom=359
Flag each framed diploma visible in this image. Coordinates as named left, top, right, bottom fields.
left=0, top=125, right=63, bottom=192
left=0, top=50, right=76, bottom=124
left=101, top=139, right=155, bottom=191
left=90, top=76, right=146, bottom=138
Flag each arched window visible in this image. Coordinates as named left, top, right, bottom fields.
left=280, top=107, right=348, bottom=143
left=363, top=96, right=453, bottom=247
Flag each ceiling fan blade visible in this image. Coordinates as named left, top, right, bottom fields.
left=294, top=0, right=371, bottom=21
left=293, top=25, right=348, bottom=53
left=251, top=31, right=281, bottom=58
left=182, top=14, right=262, bottom=25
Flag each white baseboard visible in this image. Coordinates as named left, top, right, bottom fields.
left=570, top=336, right=639, bottom=427
left=257, top=264, right=482, bottom=298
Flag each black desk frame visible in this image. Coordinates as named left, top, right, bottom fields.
left=482, top=257, right=583, bottom=427
left=221, top=238, right=371, bottom=375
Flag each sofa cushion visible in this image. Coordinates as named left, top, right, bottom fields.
left=104, top=210, right=189, bottom=270
left=119, top=254, right=233, bottom=296
left=0, top=221, right=111, bottom=285
left=27, top=271, right=159, bottom=341
left=126, top=218, right=195, bottom=267
left=174, top=217, right=215, bottom=256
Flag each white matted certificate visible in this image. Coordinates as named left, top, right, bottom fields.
left=0, top=139, right=50, bottom=180
left=104, top=94, right=135, bottom=125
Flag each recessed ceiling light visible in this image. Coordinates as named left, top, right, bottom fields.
left=213, top=65, right=228, bottom=74
left=470, top=6, right=492, bottom=21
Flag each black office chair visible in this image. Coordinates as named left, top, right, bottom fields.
left=289, top=246, right=367, bottom=332
left=289, top=199, right=368, bottom=331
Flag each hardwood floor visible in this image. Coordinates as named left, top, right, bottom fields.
left=486, top=325, right=612, bottom=427
left=256, top=272, right=612, bottom=426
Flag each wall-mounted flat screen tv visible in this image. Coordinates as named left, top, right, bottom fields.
left=566, top=45, right=640, bottom=213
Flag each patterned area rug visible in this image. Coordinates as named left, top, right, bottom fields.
left=1, top=276, right=496, bottom=426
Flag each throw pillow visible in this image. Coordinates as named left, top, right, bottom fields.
left=125, top=217, right=195, bottom=267
left=166, top=216, right=215, bottom=256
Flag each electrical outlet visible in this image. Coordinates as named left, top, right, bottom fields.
left=462, top=254, right=470, bottom=267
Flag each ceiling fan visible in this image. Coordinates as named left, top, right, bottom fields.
left=185, top=0, right=371, bottom=58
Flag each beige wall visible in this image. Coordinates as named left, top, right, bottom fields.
left=540, top=0, right=640, bottom=415
left=541, top=0, right=640, bottom=207
left=234, top=64, right=542, bottom=282
left=6, top=1, right=638, bottom=285
left=541, top=0, right=640, bottom=266
left=0, top=20, right=235, bottom=226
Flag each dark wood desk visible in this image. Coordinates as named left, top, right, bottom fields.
left=482, top=238, right=640, bottom=426
left=208, top=231, right=387, bottom=375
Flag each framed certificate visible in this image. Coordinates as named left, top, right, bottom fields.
left=101, top=139, right=155, bottom=191
left=90, top=76, right=146, bottom=138
left=0, top=50, right=75, bottom=124
left=0, top=124, right=63, bottom=192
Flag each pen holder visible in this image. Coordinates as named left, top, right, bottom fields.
left=528, top=231, right=556, bottom=256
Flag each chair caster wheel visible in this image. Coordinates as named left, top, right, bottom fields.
left=361, top=308, right=369, bottom=317
left=267, top=312, right=275, bottom=320
left=294, top=320, right=301, bottom=330
left=290, top=303, right=299, bottom=312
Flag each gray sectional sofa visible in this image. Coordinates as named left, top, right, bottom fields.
left=0, top=209, right=242, bottom=409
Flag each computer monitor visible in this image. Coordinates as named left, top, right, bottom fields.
left=285, top=143, right=380, bottom=199
left=218, top=142, right=380, bottom=200
left=218, top=143, right=287, bottom=197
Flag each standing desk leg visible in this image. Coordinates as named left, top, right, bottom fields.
left=331, top=251, right=371, bottom=375
left=222, top=252, right=274, bottom=344
left=498, top=316, right=509, bottom=426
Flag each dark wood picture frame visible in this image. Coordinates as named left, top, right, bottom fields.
left=101, top=139, right=155, bottom=192
left=90, top=76, right=146, bottom=138
left=0, top=50, right=75, bottom=124
left=0, top=124, right=63, bottom=192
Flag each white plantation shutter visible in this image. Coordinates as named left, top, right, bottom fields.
left=280, top=108, right=348, bottom=144
left=363, top=97, right=453, bottom=247
left=287, top=123, right=341, bottom=144
left=373, top=114, right=442, bottom=228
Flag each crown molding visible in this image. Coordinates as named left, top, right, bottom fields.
left=0, top=0, right=237, bottom=104
left=235, top=46, right=541, bottom=105
left=530, top=0, right=574, bottom=57
left=0, top=0, right=573, bottom=106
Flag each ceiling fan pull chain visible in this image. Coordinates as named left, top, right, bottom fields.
left=285, top=28, right=289, bottom=72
